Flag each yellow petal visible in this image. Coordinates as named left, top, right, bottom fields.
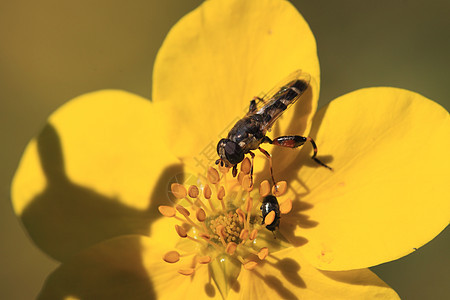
left=227, top=247, right=399, bottom=299
left=11, top=90, right=181, bottom=261
left=153, top=0, right=320, bottom=165
left=281, top=87, right=450, bottom=270
left=38, top=235, right=222, bottom=299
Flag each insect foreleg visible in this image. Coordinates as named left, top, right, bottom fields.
left=271, top=135, right=332, bottom=170
left=249, top=99, right=257, bottom=113
left=258, top=147, right=276, bottom=186
left=248, top=151, right=255, bottom=187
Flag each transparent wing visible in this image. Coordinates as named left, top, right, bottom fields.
left=252, top=70, right=311, bottom=131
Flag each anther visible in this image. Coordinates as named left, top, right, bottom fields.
left=243, top=261, right=258, bottom=270
left=241, top=157, right=251, bottom=174
left=239, top=229, right=249, bottom=241
left=217, top=186, right=226, bottom=200
left=263, top=211, right=276, bottom=226
left=171, top=183, right=187, bottom=199
left=216, top=225, right=227, bottom=247
left=199, top=233, right=211, bottom=240
left=197, top=256, right=212, bottom=264
left=236, top=208, right=245, bottom=223
left=176, top=205, right=190, bottom=217
left=176, top=205, right=202, bottom=230
left=259, top=180, right=271, bottom=197
left=163, top=251, right=181, bottom=263
left=237, top=172, right=245, bottom=184
left=188, top=185, right=199, bottom=198
left=280, top=198, right=293, bottom=214
left=207, top=167, right=220, bottom=184
left=257, top=248, right=269, bottom=260
left=272, top=181, right=287, bottom=197
left=175, top=224, right=187, bottom=238
left=196, top=208, right=206, bottom=222
left=250, top=229, right=258, bottom=240
left=241, top=175, right=253, bottom=191
left=226, top=242, right=238, bottom=255
left=204, top=184, right=215, bottom=212
left=203, top=184, right=212, bottom=199
left=158, top=205, right=176, bottom=217
left=178, top=268, right=195, bottom=276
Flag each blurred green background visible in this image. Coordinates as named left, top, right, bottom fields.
left=1, top=0, right=448, bottom=299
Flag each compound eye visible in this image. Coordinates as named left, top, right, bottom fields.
left=224, top=141, right=244, bottom=165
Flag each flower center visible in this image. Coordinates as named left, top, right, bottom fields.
left=158, top=158, right=293, bottom=296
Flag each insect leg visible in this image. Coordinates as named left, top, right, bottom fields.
left=261, top=136, right=273, bottom=144
left=272, top=135, right=332, bottom=170
left=248, top=151, right=255, bottom=187
left=258, top=147, right=276, bottom=186
left=249, top=99, right=257, bottom=114
left=232, top=164, right=238, bottom=177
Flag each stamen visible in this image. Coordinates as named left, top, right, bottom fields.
left=259, top=180, right=271, bottom=197
left=263, top=211, right=276, bottom=226
left=217, top=186, right=226, bottom=210
left=226, top=242, right=237, bottom=255
left=249, top=229, right=258, bottom=240
left=236, top=208, right=245, bottom=224
left=215, top=225, right=227, bottom=247
left=203, top=184, right=215, bottom=212
left=280, top=198, right=293, bottom=214
left=207, top=167, right=220, bottom=184
left=243, top=261, right=258, bottom=270
left=178, top=268, right=195, bottom=276
left=237, top=172, right=245, bottom=185
left=241, top=175, right=253, bottom=191
left=272, top=181, right=287, bottom=197
left=163, top=251, right=180, bottom=263
left=203, top=184, right=212, bottom=199
left=158, top=205, right=176, bottom=217
left=158, top=205, right=186, bottom=223
left=197, top=255, right=212, bottom=264
left=171, top=183, right=187, bottom=199
left=199, top=233, right=211, bottom=240
left=257, top=247, right=269, bottom=260
left=199, top=233, right=222, bottom=250
left=239, top=229, right=249, bottom=241
left=176, top=205, right=201, bottom=230
left=196, top=208, right=209, bottom=232
left=196, top=208, right=206, bottom=222
left=241, top=157, right=251, bottom=174
left=175, top=205, right=190, bottom=216
left=244, top=196, right=253, bottom=213
left=175, top=224, right=188, bottom=238
left=188, top=185, right=199, bottom=198
left=217, top=186, right=226, bottom=200
left=245, top=196, right=252, bottom=229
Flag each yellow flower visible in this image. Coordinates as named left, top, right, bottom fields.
left=11, top=0, right=449, bottom=299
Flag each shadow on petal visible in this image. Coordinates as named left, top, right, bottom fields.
left=38, top=235, right=156, bottom=299
left=271, top=257, right=306, bottom=289
left=279, top=199, right=317, bottom=247
left=253, top=268, right=301, bottom=300
left=21, top=124, right=183, bottom=261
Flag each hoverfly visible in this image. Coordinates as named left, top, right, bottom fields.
left=216, top=70, right=332, bottom=185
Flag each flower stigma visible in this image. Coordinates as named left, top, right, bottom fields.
left=158, top=158, right=294, bottom=296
